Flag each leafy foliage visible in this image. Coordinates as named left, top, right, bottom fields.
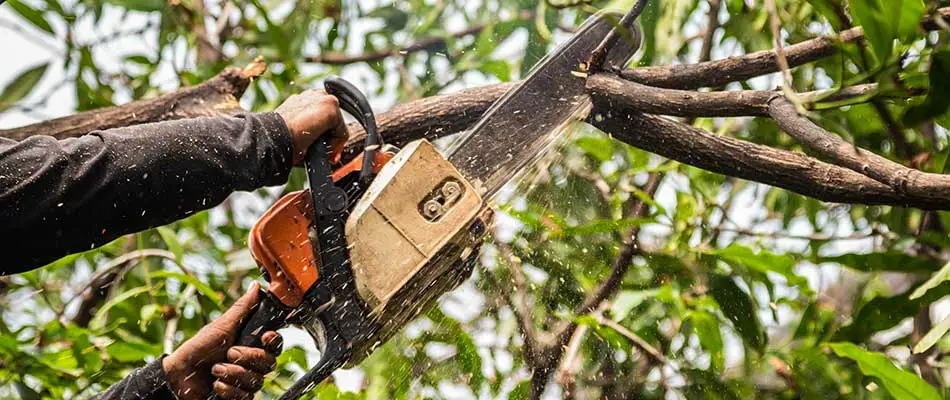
left=1, top=0, right=950, bottom=399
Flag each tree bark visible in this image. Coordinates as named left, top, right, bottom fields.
left=0, top=59, right=265, bottom=140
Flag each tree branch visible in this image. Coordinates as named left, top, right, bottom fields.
left=0, top=59, right=265, bottom=140
left=621, top=27, right=863, bottom=89
left=768, top=97, right=950, bottom=204
left=586, top=73, right=904, bottom=117
left=586, top=88, right=947, bottom=210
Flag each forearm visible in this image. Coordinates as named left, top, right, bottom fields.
left=0, top=112, right=294, bottom=273
left=92, top=358, right=176, bottom=400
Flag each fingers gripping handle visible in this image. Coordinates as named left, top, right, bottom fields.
left=323, top=76, right=380, bottom=182
left=209, top=290, right=289, bottom=400
left=236, top=290, right=290, bottom=348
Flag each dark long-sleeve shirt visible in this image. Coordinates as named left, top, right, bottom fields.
left=92, top=358, right=176, bottom=400
left=0, top=112, right=294, bottom=273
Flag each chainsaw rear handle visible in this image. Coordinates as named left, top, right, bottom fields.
left=324, top=76, right=380, bottom=182
left=208, top=290, right=290, bottom=400
left=235, top=289, right=291, bottom=348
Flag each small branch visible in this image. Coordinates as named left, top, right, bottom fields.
left=554, top=323, right=590, bottom=392
left=164, top=284, right=197, bottom=354
left=588, top=0, right=650, bottom=72
left=594, top=310, right=670, bottom=365
left=69, top=248, right=177, bottom=326
left=765, top=0, right=794, bottom=90
left=698, top=0, right=721, bottom=64
left=499, top=243, right=542, bottom=362
left=768, top=97, right=950, bottom=204
left=306, top=13, right=530, bottom=65
left=712, top=225, right=885, bottom=241
left=576, top=174, right=660, bottom=314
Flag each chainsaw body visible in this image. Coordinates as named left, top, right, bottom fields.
left=235, top=10, right=643, bottom=399
left=249, top=139, right=491, bottom=363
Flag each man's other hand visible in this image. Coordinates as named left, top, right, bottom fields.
left=276, top=89, right=349, bottom=165
left=162, top=282, right=284, bottom=400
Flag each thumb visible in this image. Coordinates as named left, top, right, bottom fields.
left=209, top=281, right=261, bottom=336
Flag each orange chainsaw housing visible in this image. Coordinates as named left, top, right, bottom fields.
left=248, top=151, right=394, bottom=308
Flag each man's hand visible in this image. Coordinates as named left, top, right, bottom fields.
left=276, top=89, right=349, bottom=165
left=163, top=282, right=284, bottom=400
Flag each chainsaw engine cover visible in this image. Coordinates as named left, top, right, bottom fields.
left=346, top=139, right=484, bottom=308
left=344, top=139, right=491, bottom=360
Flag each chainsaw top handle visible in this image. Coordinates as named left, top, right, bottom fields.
left=324, top=76, right=380, bottom=183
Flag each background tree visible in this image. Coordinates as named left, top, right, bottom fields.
left=1, top=0, right=950, bottom=399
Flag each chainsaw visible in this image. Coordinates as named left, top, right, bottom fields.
left=234, top=11, right=642, bottom=399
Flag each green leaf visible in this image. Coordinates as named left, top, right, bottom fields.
left=454, top=328, right=484, bottom=388
left=509, top=380, right=531, bottom=400
left=8, top=0, right=55, bottom=35
left=709, top=274, right=766, bottom=353
left=575, top=136, right=615, bottom=162
left=157, top=226, right=184, bottom=264
left=848, top=0, right=925, bottom=63
left=716, top=245, right=809, bottom=290
left=682, top=369, right=743, bottom=400
left=0, top=63, right=48, bottom=113
left=910, top=260, right=950, bottom=300
left=834, top=282, right=950, bottom=342
left=152, top=270, right=223, bottom=309
left=805, top=0, right=845, bottom=29
left=479, top=59, right=511, bottom=82
left=821, top=251, right=941, bottom=274
left=611, top=289, right=659, bottom=321
left=829, top=342, right=941, bottom=400
left=106, top=340, right=160, bottom=363
left=90, top=286, right=151, bottom=330
left=904, top=50, right=950, bottom=125
left=138, top=303, right=162, bottom=331
left=913, top=313, right=950, bottom=354
left=689, top=311, right=724, bottom=371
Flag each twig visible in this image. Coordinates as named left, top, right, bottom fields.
left=0, top=17, right=61, bottom=54
left=588, top=0, right=650, bottom=72
left=306, top=12, right=531, bottom=65
left=765, top=0, right=794, bottom=91
left=499, top=243, right=542, bottom=361
left=711, top=225, right=885, bottom=241
left=593, top=310, right=671, bottom=366
left=587, top=74, right=894, bottom=117
left=65, top=249, right=178, bottom=311
left=164, top=285, right=197, bottom=354
left=698, top=0, right=721, bottom=64
left=554, top=323, right=590, bottom=391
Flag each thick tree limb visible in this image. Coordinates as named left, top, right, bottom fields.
left=586, top=73, right=891, bottom=117
left=586, top=90, right=946, bottom=209
left=768, top=98, right=950, bottom=204
left=0, top=59, right=265, bottom=140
